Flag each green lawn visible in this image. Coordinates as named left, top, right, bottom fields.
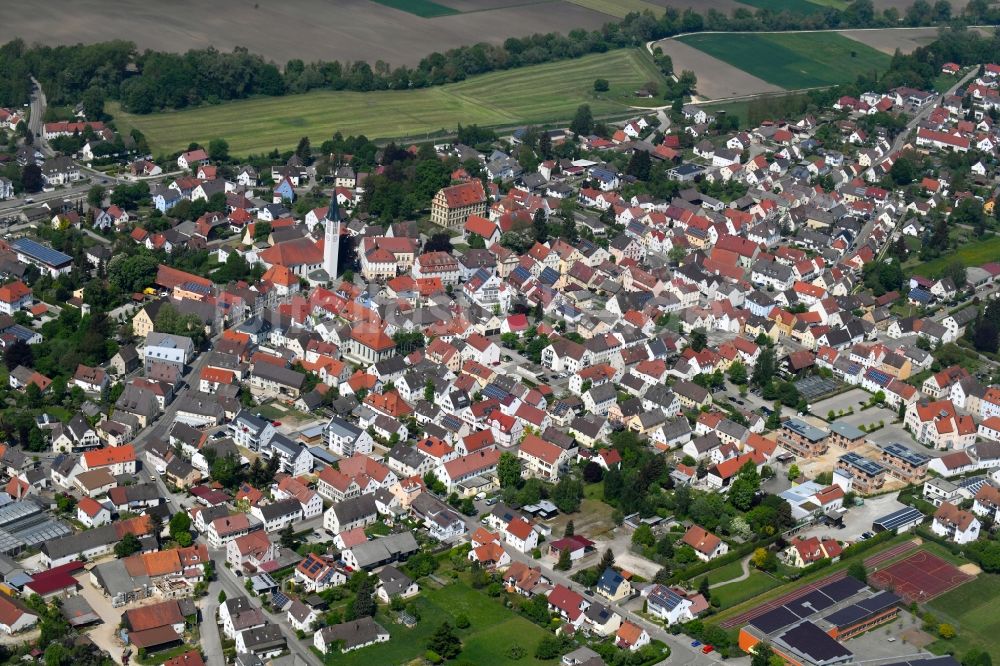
left=708, top=570, right=782, bottom=610
left=110, top=49, right=665, bottom=156
left=324, top=581, right=553, bottom=666
left=690, top=558, right=746, bottom=588
left=927, top=575, right=1000, bottom=658
left=910, top=236, right=1000, bottom=277
left=676, top=32, right=891, bottom=89
left=369, top=0, right=459, bottom=17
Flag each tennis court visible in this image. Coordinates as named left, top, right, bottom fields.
left=869, top=551, right=973, bottom=603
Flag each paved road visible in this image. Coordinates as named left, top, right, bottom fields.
left=215, top=552, right=323, bottom=666
left=201, top=580, right=226, bottom=666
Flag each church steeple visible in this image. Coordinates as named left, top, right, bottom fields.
left=323, top=191, right=340, bottom=281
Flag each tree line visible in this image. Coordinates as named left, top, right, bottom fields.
left=0, top=0, right=993, bottom=116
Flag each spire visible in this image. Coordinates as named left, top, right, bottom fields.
left=325, top=191, right=340, bottom=223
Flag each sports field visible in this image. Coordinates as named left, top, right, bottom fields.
left=927, top=574, right=1000, bottom=658
left=676, top=31, right=892, bottom=89
left=869, top=551, right=973, bottom=603
left=110, top=49, right=665, bottom=156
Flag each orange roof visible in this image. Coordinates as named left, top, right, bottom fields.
left=417, top=436, right=453, bottom=459
left=351, top=324, right=394, bottom=351
left=505, top=517, right=534, bottom=540
left=200, top=367, right=235, bottom=384
left=0, top=280, right=30, bottom=303
left=518, top=435, right=563, bottom=466
left=77, top=497, right=105, bottom=517
left=83, top=444, right=135, bottom=468
left=680, top=525, right=722, bottom=556
left=439, top=180, right=486, bottom=209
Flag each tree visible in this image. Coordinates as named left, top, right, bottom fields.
left=626, top=150, right=651, bottom=180
left=115, top=533, right=141, bottom=558
left=752, top=642, right=775, bottom=666
left=582, top=461, right=603, bottom=483
left=962, top=650, right=993, bottom=666
left=552, top=477, right=582, bottom=513
left=351, top=575, right=376, bottom=619
left=570, top=104, right=594, bottom=136
left=428, top=621, right=462, bottom=660
left=425, top=233, right=454, bottom=254
left=698, top=575, right=711, bottom=601
left=847, top=561, right=867, bottom=584
left=532, top=208, right=548, bottom=244
left=169, top=510, right=191, bottom=540
left=593, top=78, right=610, bottom=92
left=632, top=524, right=655, bottom=547
left=689, top=329, right=707, bottom=352
left=87, top=185, right=105, bottom=209
left=786, top=464, right=801, bottom=481
left=943, top=259, right=967, bottom=290
left=497, top=452, right=521, bottom=488
left=555, top=547, right=572, bottom=571
left=889, top=156, right=916, bottom=185
left=728, top=361, right=747, bottom=385
left=3, top=340, right=32, bottom=371
left=218, top=590, right=227, bottom=603
left=564, top=520, right=574, bottom=537
left=752, top=347, right=776, bottom=387
left=599, top=548, right=615, bottom=573
left=208, top=138, right=230, bottom=162
left=21, top=164, right=42, bottom=192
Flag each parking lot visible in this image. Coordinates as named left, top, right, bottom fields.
left=797, top=493, right=905, bottom=542
left=811, top=388, right=873, bottom=420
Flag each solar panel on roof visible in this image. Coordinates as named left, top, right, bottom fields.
left=749, top=606, right=800, bottom=634
left=11, top=238, right=72, bottom=266
left=873, top=506, right=924, bottom=531
left=779, top=620, right=852, bottom=662
left=785, top=589, right=835, bottom=617
left=270, top=591, right=289, bottom=608
left=817, top=575, right=866, bottom=602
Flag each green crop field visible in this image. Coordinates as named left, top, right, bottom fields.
left=369, top=0, right=459, bottom=17
left=927, top=575, right=1000, bottom=657
left=563, top=0, right=665, bottom=18
left=110, top=49, right=664, bottom=156
left=737, top=0, right=825, bottom=14
left=676, top=32, right=891, bottom=89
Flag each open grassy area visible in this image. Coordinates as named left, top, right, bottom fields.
left=691, top=558, right=746, bottom=588
left=676, top=32, right=891, bottom=89
left=110, top=49, right=665, bottom=156
left=708, top=570, right=783, bottom=610
left=369, top=0, right=460, bottom=17
left=910, top=236, right=1000, bottom=278
left=562, top=0, right=665, bottom=18
left=323, top=580, right=552, bottom=666
left=926, top=575, right=1000, bottom=658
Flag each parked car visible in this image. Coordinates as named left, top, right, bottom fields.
left=691, top=641, right=702, bottom=648
left=702, top=645, right=714, bottom=654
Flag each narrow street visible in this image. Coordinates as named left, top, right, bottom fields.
left=456, top=512, right=731, bottom=666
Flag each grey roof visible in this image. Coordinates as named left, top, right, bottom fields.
left=253, top=362, right=305, bottom=389
left=347, top=532, right=418, bottom=569
left=258, top=498, right=302, bottom=522
left=331, top=495, right=378, bottom=526
left=240, top=623, right=286, bottom=651
left=376, top=565, right=413, bottom=597
left=317, top=616, right=389, bottom=651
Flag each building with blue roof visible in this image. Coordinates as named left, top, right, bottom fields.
left=596, top=567, right=631, bottom=601
left=10, top=238, right=72, bottom=277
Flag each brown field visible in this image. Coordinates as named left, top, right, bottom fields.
left=0, top=0, right=610, bottom=66
left=840, top=26, right=993, bottom=54
left=655, top=38, right=783, bottom=99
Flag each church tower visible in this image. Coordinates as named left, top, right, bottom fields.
left=323, top=191, right=340, bottom=281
